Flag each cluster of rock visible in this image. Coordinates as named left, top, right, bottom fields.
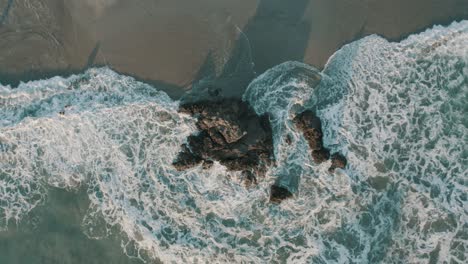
left=293, top=110, right=347, bottom=172
left=173, top=99, right=274, bottom=186
left=172, top=101, right=347, bottom=204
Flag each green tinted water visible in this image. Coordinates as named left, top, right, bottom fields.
left=0, top=188, right=145, bottom=264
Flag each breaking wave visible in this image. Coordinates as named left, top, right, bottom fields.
left=1, top=21, right=467, bottom=263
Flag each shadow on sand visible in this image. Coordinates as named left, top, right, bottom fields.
left=0, top=0, right=314, bottom=101
left=182, top=0, right=312, bottom=102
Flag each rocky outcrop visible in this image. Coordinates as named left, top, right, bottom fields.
left=173, top=99, right=274, bottom=185
left=294, top=110, right=347, bottom=171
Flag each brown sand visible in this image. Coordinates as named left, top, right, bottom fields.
left=0, top=0, right=467, bottom=97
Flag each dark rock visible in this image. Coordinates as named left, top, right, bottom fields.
left=329, top=153, right=347, bottom=172
left=293, top=110, right=323, bottom=150
left=294, top=111, right=348, bottom=169
left=172, top=144, right=203, bottom=170
left=270, top=185, right=293, bottom=203
left=312, top=148, right=330, bottom=164
left=174, top=99, right=274, bottom=180
left=294, top=110, right=329, bottom=164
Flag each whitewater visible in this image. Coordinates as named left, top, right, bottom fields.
left=0, top=21, right=467, bottom=263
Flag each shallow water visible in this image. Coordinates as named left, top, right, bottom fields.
left=0, top=188, right=144, bottom=264
left=0, top=21, right=467, bottom=263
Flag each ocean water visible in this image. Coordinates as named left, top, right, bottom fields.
left=0, top=21, right=467, bottom=263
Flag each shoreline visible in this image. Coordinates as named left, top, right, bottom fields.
left=0, top=66, right=187, bottom=99
left=0, top=0, right=467, bottom=99
left=1, top=18, right=466, bottom=100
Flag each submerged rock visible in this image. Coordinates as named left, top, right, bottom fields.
left=173, top=99, right=274, bottom=180
left=270, top=185, right=293, bottom=203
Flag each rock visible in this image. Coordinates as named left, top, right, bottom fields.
left=270, top=185, right=293, bottom=203
left=294, top=110, right=348, bottom=170
left=329, top=153, right=347, bottom=172
left=368, top=176, right=389, bottom=191
left=294, top=110, right=328, bottom=164
left=172, top=144, right=203, bottom=170
left=293, top=110, right=323, bottom=150
left=174, top=99, right=274, bottom=180
left=312, top=148, right=330, bottom=164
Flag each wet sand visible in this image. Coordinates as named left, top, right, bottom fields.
left=0, top=0, right=467, bottom=97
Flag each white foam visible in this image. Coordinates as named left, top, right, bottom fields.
left=244, top=21, right=468, bottom=263
left=314, top=20, right=468, bottom=263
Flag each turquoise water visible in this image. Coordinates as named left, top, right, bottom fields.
left=0, top=21, right=467, bottom=263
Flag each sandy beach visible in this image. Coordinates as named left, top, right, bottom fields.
left=0, top=0, right=467, bottom=97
